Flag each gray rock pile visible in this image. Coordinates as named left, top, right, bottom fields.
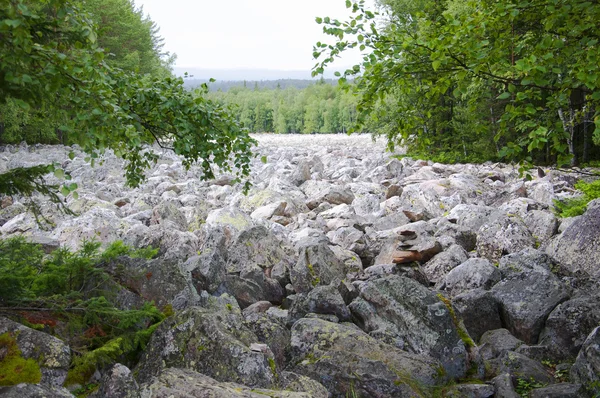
left=1, top=134, right=599, bottom=397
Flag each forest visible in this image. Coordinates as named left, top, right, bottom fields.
left=1, top=0, right=600, bottom=178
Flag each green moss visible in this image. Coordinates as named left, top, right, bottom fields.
left=268, top=357, right=278, bottom=381
left=554, top=178, right=600, bottom=218
left=0, top=332, right=42, bottom=386
left=436, top=294, right=475, bottom=348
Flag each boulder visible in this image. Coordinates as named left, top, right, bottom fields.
left=422, top=244, right=469, bottom=284
left=139, top=368, right=318, bottom=397
left=0, top=317, right=71, bottom=387
left=491, top=272, right=569, bottom=344
left=487, top=351, right=553, bottom=385
left=348, top=275, right=470, bottom=379
left=530, top=384, right=584, bottom=398
left=453, top=289, right=502, bottom=343
left=546, top=199, right=600, bottom=277
left=289, top=318, right=445, bottom=397
left=290, top=243, right=348, bottom=294
left=287, top=285, right=351, bottom=325
left=436, top=258, right=501, bottom=297
left=90, top=363, right=140, bottom=398
left=0, top=384, right=74, bottom=397
left=476, top=215, right=536, bottom=262
left=538, top=295, right=600, bottom=360
left=135, top=296, right=276, bottom=388
left=570, top=326, right=600, bottom=397
left=150, top=201, right=187, bottom=231
left=243, top=311, right=291, bottom=369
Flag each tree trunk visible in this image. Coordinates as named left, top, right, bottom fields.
left=558, top=107, right=578, bottom=167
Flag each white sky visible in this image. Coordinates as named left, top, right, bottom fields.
left=133, top=0, right=375, bottom=70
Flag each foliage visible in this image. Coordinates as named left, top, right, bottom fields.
left=0, top=332, right=42, bottom=386
left=82, top=0, right=173, bottom=76
left=101, top=240, right=158, bottom=261
left=515, top=377, right=545, bottom=397
left=205, top=80, right=360, bottom=134
left=0, top=237, right=166, bottom=384
left=0, top=0, right=255, bottom=197
left=313, top=0, right=600, bottom=165
left=554, top=178, right=600, bottom=217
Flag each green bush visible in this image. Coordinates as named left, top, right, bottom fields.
left=0, top=237, right=165, bottom=386
left=554, top=178, right=600, bottom=218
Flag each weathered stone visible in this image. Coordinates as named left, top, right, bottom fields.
left=150, top=201, right=187, bottom=231
left=479, top=329, right=525, bottom=360
left=0, top=384, right=74, bottom=397
left=442, top=384, right=495, bottom=398
left=243, top=312, right=290, bottom=369
left=477, top=215, right=536, bottom=262
left=288, top=285, right=351, bottom=326
left=487, top=351, right=553, bottom=385
left=530, top=383, right=584, bottom=398
left=422, top=244, right=469, bottom=284
left=570, top=326, right=600, bottom=397
left=538, top=295, right=600, bottom=361
left=290, top=243, right=348, bottom=294
left=492, top=271, right=569, bottom=344
left=546, top=199, right=600, bottom=277
left=491, top=373, right=520, bottom=398
left=135, top=296, right=276, bottom=388
left=348, top=275, right=469, bottom=379
left=139, top=368, right=317, bottom=397
left=90, top=363, right=140, bottom=398
left=0, top=317, right=71, bottom=387
left=289, top=318, right=445, bottom=397
left=436, top=258, right=501, bottom=297
left=453, top=289, right=502, bottom=343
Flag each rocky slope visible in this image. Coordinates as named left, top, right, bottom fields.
left=0, top=134, right=599, bottom=397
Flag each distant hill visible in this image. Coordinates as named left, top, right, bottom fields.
left=183, top=78, right=338, bottom=92
left=172, top=67, right=343, bottom=81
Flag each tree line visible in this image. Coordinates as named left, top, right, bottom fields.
left=203, top=81, right=362, bottom=134
left=314, top=0, right=600, bottom=166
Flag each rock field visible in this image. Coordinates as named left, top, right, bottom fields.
left=0, top=134, right=599, bottom=397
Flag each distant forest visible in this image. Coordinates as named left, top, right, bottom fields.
left=200, top=80, right=361, bottom=134
left=184, top=78, right=338, bottom=92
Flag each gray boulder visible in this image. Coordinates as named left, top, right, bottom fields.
left=546, top=199, right=600, bottom=277
left=90, top=363, right=140, bottom=398
left=530, top=384, right=584, bottom=398
left=479, top=329, right=525, bottom=360
left=349, top=275, right=470, bottom=379
left=436, top=258, right=501, bottom=297
left=453, top=289, right=502, bottom=343
left=289, top=318, right=445, bottom=397
left=0, top=317, right=71, bottom=387
left=570, top=326, right=600, bottom=397
left=491, top=272, right=569, bottom=344
left=290, top=243, right=348, bottom=294
left=422, top=244, right=469, bottom=284
left=477, top=215, right=536, bottom=261
left=0, top=384, right=74, bottom=398
left=135, top=296, right=276, bottom=388
left=487, top=351, right=553, bottom=385
left=538, top=295, right=600, bottom=360
left=287, top=285, right=351, bottom=325
left=139, top=368, right=318, bottom=398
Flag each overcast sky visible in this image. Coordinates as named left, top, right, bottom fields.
left=134, top=0, right=375, bottom=71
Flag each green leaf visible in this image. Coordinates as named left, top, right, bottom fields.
left=60, top=186, right=70, bottom=196
left=260, top=156, right=268, bottom=164
left=497, top=92, right=511, bottom=100
left=54, top=169, right=65, bottom=179
left=68, top=152, right=75, bottom=160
